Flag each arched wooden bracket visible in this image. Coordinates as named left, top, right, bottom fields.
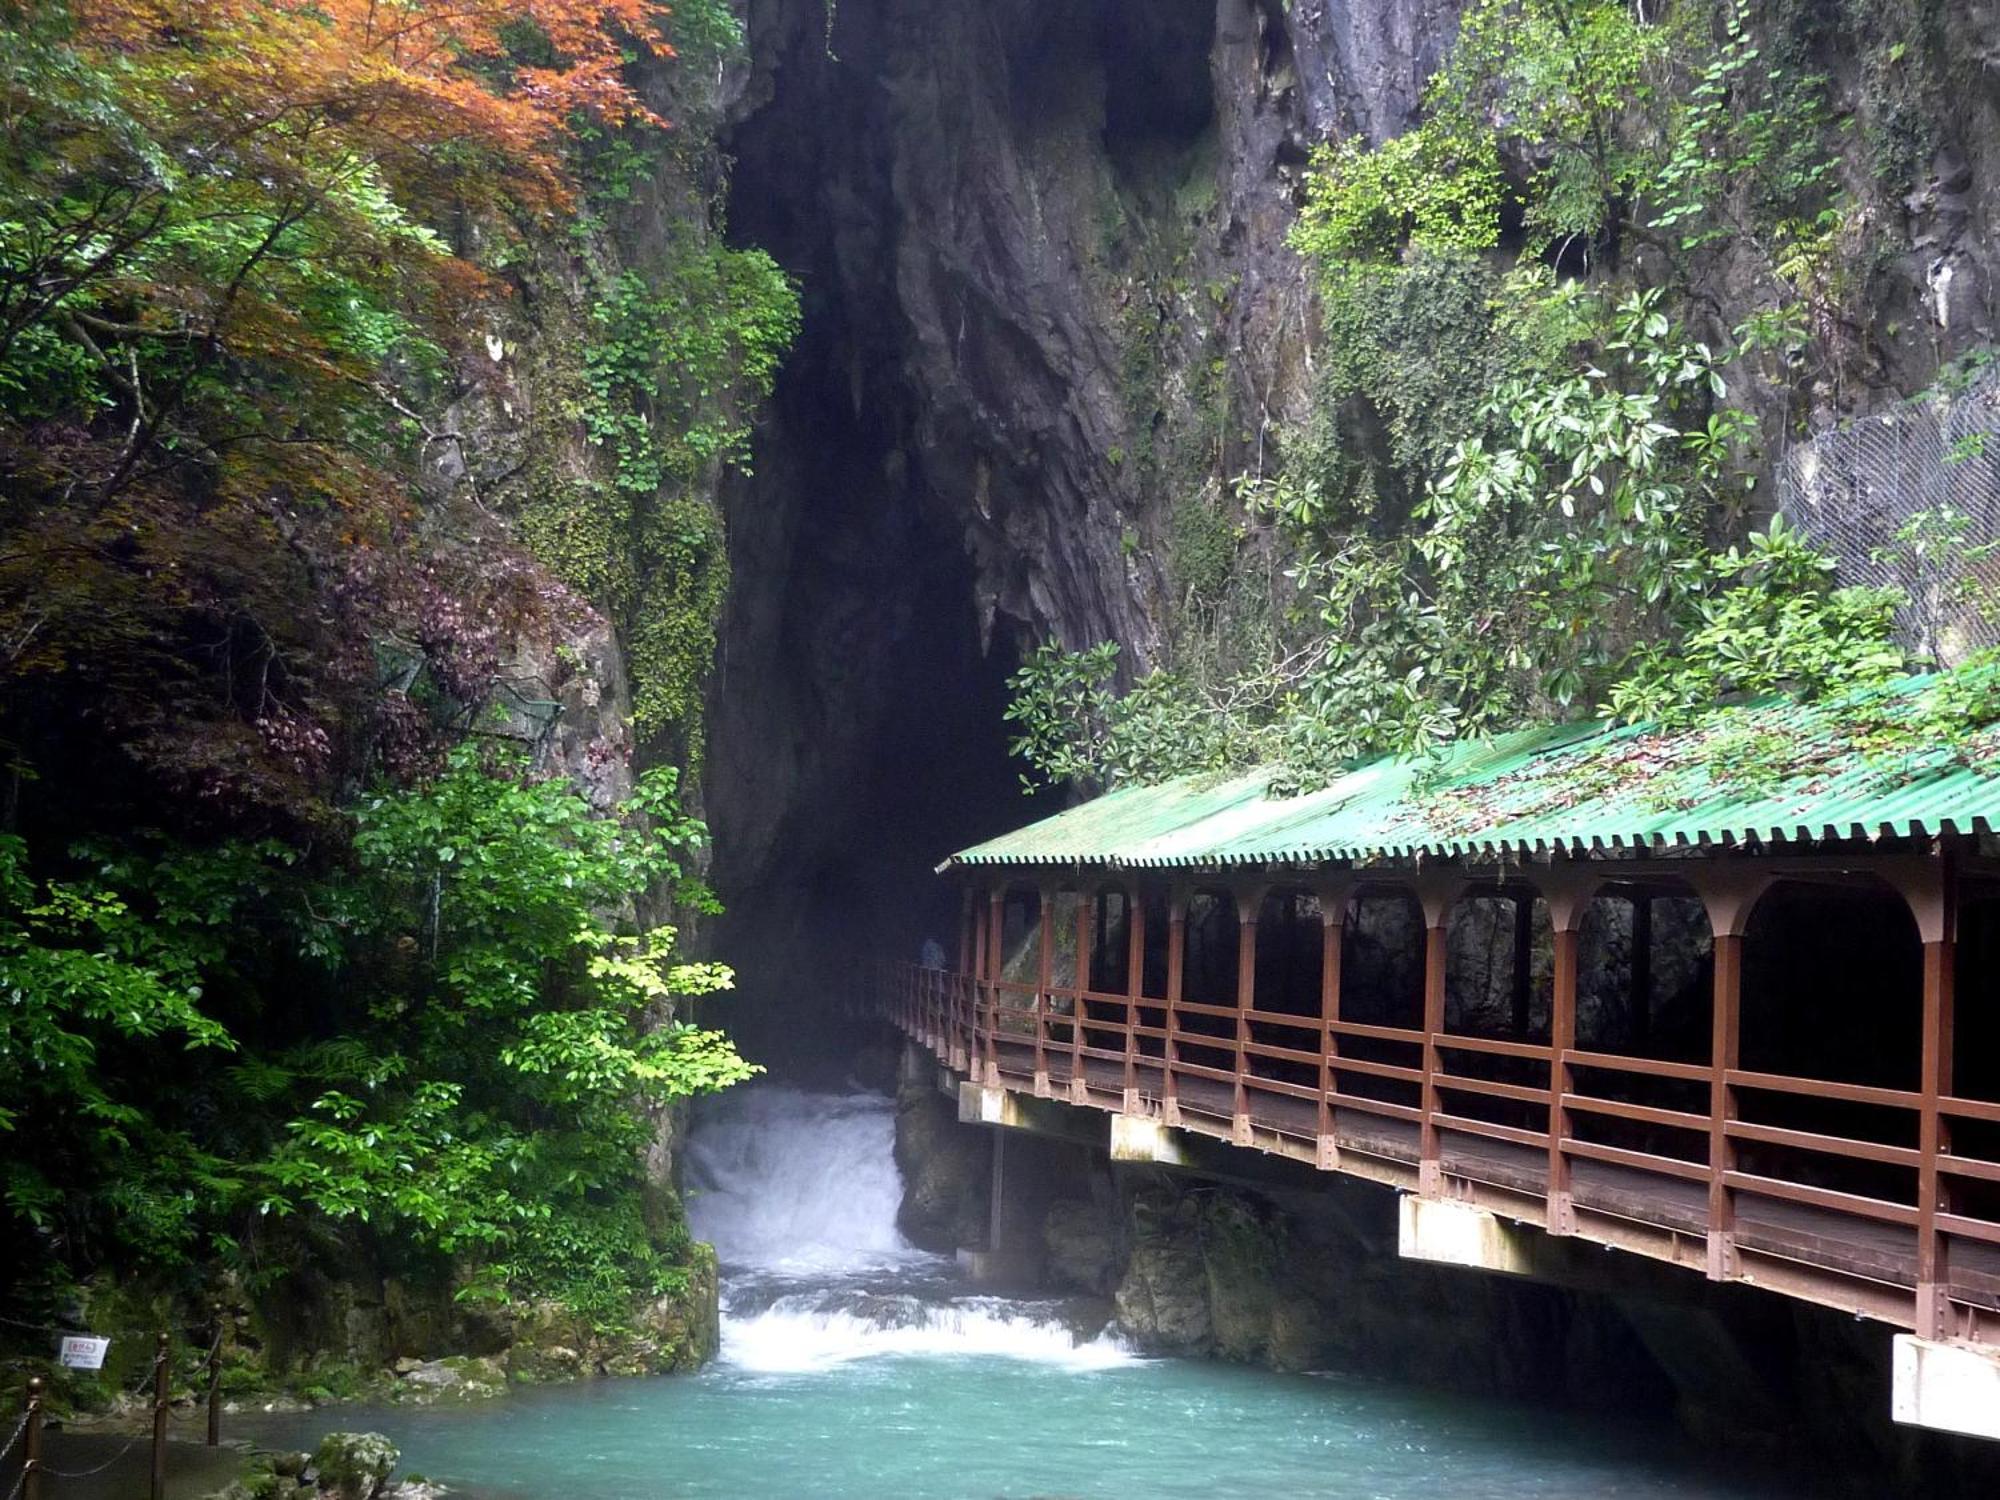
left=1414, top=874, right=1465, bottom=930
left=1686, top=866, right=1774, bottom=939
left=1876, top=853, right=1957, bottom=946
left=1314, top=876, right=1355, bottom=930
left=1537, top=868, right=1603, bottom=934
left=1233, top=882, right=1268, bottom=925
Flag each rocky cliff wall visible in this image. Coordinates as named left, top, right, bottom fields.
left=708, top=0, right=1469, bottom=1039
left=706, top=0, right=2000, bottom=1044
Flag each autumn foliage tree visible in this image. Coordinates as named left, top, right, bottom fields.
left=0, top=0, right=692, bottom=828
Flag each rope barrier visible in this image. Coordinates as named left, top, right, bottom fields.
left=0, top=1412, right=28, bottom=1464
left=37, top=1433, right=142, bottom=1480
left=0, top=1310, right=198, bottom=1341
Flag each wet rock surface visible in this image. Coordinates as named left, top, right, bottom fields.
left=892, top=1055, right=993, bottom=1252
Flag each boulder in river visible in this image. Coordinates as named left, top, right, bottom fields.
left=311, top=1431, right=399, bottom=1500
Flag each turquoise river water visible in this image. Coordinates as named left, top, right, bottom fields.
left=238, top=1086, right=1804, bottom=1499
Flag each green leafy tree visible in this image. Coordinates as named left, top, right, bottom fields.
left=0, top=751, right=754, bottom=1322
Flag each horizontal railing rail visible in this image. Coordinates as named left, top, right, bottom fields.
left=871, top=953, right=2000, bottom=1343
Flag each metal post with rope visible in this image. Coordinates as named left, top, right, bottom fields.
left=1, top=1307, right=235, bottom=1492
left=150, top=1331, right=169, bottom=1500
left=206, top=1305, right=224, bottom=1448
left=0, top=1378, right=42, bottom=1500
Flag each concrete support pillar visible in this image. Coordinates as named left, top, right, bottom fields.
left=1398, top=1195, right=1535, bottom=1276
left=1893, top=1335, right=2000, bottom=1440
left=960, top=1124, right=1077, bottom=1289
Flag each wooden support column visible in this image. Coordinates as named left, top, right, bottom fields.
left=1124, top=887, right=1145, bottom=1111
left=1417, top=879, right=1459, bottom=1198
left=1233, top=887, right=1264, bottom=1145
left=958, top=887, right=975, bottom=975
left=1316, top=881, right=1350, bottom=1171
left=1035, top=888, right=1055, bottom=1095
left=1165, top=887, right=1188, bottom=1125
left=1887, top=854, right=1959, bottom=1341
left=984, top=889, right=1004, bottom=1082
left=1542, top=875, right=1595, bottom=1238
left=1692, top=870, right=1768, bottom=1282
left=1072, top=891, right=1093, bottom=1102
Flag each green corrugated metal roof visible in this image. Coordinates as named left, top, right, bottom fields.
left=946, top=674, right=2000, bottom=871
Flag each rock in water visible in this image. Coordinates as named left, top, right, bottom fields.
left=311, top=1432, right=399, bottom=1500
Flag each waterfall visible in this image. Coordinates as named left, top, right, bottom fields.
left=686, top=1084, right=917, bottom=1272
left=685, top=1083, right=1132, bottom=1373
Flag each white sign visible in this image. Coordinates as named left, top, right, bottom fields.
left=58, top=1335, right=110, bottom=1370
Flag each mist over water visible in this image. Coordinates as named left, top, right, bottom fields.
left=687, top=1084, right=1131, bottom=1374
left=686, top=1085, right=919, bottom=1271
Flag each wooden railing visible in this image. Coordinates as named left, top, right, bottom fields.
left=875, top=959, right=2000, bottom=1345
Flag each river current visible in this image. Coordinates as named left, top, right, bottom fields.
left=240, top=1084, right=1801, bottom=1498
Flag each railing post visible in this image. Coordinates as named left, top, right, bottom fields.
left=1543, top=876, right=1593, bottom=1237
left=965, top=964, right=976, bottom=1069
left=1232, top=888, right=1262, bottom=1145
left=1165, top=887, right=1188, bottom=1125
left=1316, top=882, right=1348, bottom=1172
left=1072, top=890, right=1092, bottom=1102
left=1123, top=887, right=1144, bottom=1111
left=1034, top=888, right=1054, bottom=1095
left=1417, top=881, right=1457, bottom=1197
left=151, top=1330, right=170, bottom=1500
left=22, top=1376, right=42, bottom=1500
left=1890, top=852, right=1959, bottom=1341
left=984, top=889, right=1003, bottom=1082
left=207, top=1303, right=224, bottom=1446
left=1707, top=931, right=1743, bottom=1280
left=1691, top=869, right=1766, bottom=1283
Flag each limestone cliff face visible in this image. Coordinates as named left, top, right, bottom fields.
left=708, top=0, right=1467, bottom=1031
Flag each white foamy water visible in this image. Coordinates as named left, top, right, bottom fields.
left=686, top=1084, right=921, bottom=1272
left=720, top=1290, right=1135, bottom=1374
left=686, top=1083, right=1134, bottom=1372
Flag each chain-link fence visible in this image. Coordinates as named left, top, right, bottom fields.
left=1777, top=363, right=2000, bottom=666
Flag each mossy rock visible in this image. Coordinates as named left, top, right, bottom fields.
left=311, top=1432, right=399, bottom=1500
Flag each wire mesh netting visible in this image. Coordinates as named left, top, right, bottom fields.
left=1777, top=362, right=2000, bottom=665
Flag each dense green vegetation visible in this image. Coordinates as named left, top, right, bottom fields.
left=1010, top=0, right=1996, bottom=795
left=0, top=1, right=783, bottom=1346
left=2, top=750, right=753, bottom=1322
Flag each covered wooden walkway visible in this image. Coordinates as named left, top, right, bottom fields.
left=877, top=686, right=2000, bottom=1363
